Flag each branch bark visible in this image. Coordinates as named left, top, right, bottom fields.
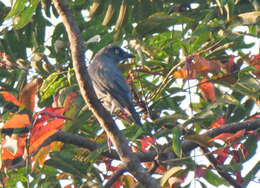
left=51, top=0, right=160, bottom=187
left=200, top=146, right=242, bottom=188
left=40, top=119, right=260, bottom=163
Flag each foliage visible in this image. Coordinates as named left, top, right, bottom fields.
left=0, top=0, right=259, bottom=187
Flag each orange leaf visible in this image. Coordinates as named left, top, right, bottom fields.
left=209, top=133, right=233, bottom=142
left=0, top=91, right=24, bottom=107
left=30, top=119, right=65, bottom=144
left=19, top=78, right=43, bottom=112
left=210, top=129, right=245, bottom=143
left=29, top=129, right=58, bottom=154
left=32, top=141, right=63, bottom=168
left=2, top=148, right=15, bottom=160
left=2, top=114, right=30, bottom=129
left=199, top=79, right=216, bottom=103
left=211, top=116, right=225, bottom=128
left=15, top=137, right=26, bottom=158
left=173, top=68, right=196, bottom=79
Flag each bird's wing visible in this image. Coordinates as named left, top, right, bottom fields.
left=88, top=62, right=142, bottom=126
left=95, top=63, right=132, bottom=106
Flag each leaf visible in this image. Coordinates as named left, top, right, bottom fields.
left=173, top=68, right=196, bottom=79
left=172, top=126, right=182, bottom=157
left=32, top=141, right=63, bottom=168
left=136, top=15, right=193, bottom=36
left=2, top=148, right=16, bottom=160
left=160, top=166, right=183, bottom=186
left=4, top=0, right=27, bottom=19
left=211, top=116, right=225, bottom=128
left=31, top=119, right=65, bottom=144
left=199, top=79, right=216, bottom=103
left=13, top=0, right=40, bottom=30
left=203, top=169, right=228, bottom=186
left=0, top=91, right=24, bottom=107
left=19, top=78, right=43, bottom=112
left=29, top=129, right=58, bottom=154
left=210, top=129, right=246, bottom=143
left=193, top=56, right=221, bottom=73
left=1, top=114, right=30, bottom=129
left=39, top=72, right=68, bottom=105
left=140, top=136, right=155, bottom=152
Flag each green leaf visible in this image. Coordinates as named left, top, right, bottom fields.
left=136, top=15, right=194, bottom=36
left=203, top=169, right=228, bottom=186
left=39, top=72, right=68, bottom=104
left=5, top=0, right=27, bottom=19
left=172, top=126, right=182, bottom=157
left=13, top=0, right=40, bottom=29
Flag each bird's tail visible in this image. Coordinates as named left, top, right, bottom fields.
left=126, top=107, right=142, bottom=127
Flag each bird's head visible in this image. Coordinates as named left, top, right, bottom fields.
left=97, top=45, right=135, bottom=64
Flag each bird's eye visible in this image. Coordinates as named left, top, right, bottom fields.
left=114, top=49, right=120, bottom=55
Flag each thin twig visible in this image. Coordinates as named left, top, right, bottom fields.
left=200, top=146, right=242, bottom=188
left=104, top=166, right=127, bottom=188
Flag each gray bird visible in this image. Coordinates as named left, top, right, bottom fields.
left=87, top=45, right=142, bottom=126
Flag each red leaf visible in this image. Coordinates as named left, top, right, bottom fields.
left=111, top=181, right=121, bottom=188
left=140, top=136, right=155, bottom=152
left=35, top=107, right=66, bottom=124
left=249, top=54, right=260, bottom=65
left=0, top=91, right=24, bottom=107
left=199, top=79, right=216, bottom=103
left=232, top=150, right=240, bottom=162
left=211, top=116, right=225, bottom=128
left=64, top=92, right=78, bottom=110
left=214, top=147, right=229, bottom=163
left=195, top=167, right=205, bottom=178
left=2, top=114, right=30, bottom=129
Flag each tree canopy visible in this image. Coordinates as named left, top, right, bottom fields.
left=0, top=0, right=259, bottom=187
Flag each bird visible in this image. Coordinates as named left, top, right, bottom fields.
left=87, top=44, right=142, bottom=126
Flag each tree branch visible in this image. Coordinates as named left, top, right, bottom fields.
left=182, top=119, right=260, bottom=154
left=51, top=1, right=160, bottom=187
left=104, top=166, right=127, bottom=188
left=40, top=119, right=260, bottom=163
left=200, top=146, right=242, bottom=188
